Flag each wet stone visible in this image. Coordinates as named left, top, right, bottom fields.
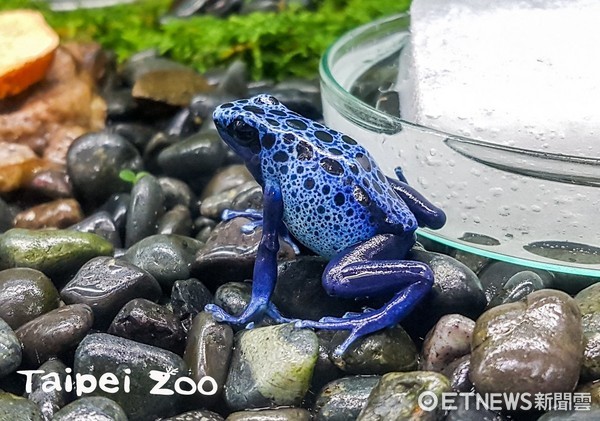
left=357, top=371, right=450, bottom=421
left=407, top=249, right=486, bottom=334
left=158, top=205, right=193, bottom=236
left=273, top=257, right=358, bottom=320
left=445, top=394, right=506, bottom=421
left=109, top=122, right=157, bottom=152
left=200, top=181, right=259, bottom=219
left=69, top=211, right=122, bottom=248
left=16, top=304, right=94, bottom=366
left=451, top=232, right=500, bottom=274
left=163, top=410, right=225, bottom=421
left=98, top=193, right=130, bottom=237
left=487, top=270, right=549, bottom=308
left=201, top=164, right=254, bottom=200
left=14, top=199, right=83, bottom=230
left=157, top=131, right=226, bottom=181
left=194, top=218, right=295, bottom=285
left=27, top=359, right=71, bottom=421
left=331, top=326, right=418, bottom=375
left=103, top=87, right=139, bottom=120
left=184, top=312, right=234, bottom=406
left=470, top=289, right=583, bottom=394
left=226, top=408, right=312, bottom=421
left=0, top=268, right=60, bottom=330
left=108, top=298, right=185, bottom=354
left=478, top=262, right=554, bottom=303
left=159, top=177, right=196, bottom=210
left=61, top=256, right=161, bottom=328
left=0, top=391, right=44, bottom=420
left=229, top=184, right=263, bottom=212
left=132, top=67, right=212, bottom=107
left=25, top=168, right=73, bottom=199
left=125, top=174, right=165, bottom=247
left=53, top=396, right=128, bottom=421
left=214, top=282, right=251, bottom=319
left=0, top=317, right=21, bottom=377
left=224, top=323, right=319, bottom=411
left=124, top=234, right=203, bottom=290
left=309, top=330, right=344, bottom=397
left=74, top=333, right=188, bottom=420
left=66, top=131, right=143, bottom=206
left=440, top=354, right=472, bottom=393
left=0, top=228, right=114, bottom=280
left=421, top=314, right=475, bottom=372
left=575, top=283, right=600, bottom=381
left=0, top=197, right=13, bottom=233
left=537, top=410, right=600, bottom=420
left=314, top=375, right=381, bottom=421
left=171, top=279, right=214, bottom=325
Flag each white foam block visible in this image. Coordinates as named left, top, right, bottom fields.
left=399, top=0, right=600, bottom=157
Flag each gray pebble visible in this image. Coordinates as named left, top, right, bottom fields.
left=16, top=304, right=94, bottom=366
left=201, top=165, right=254, bottom=200
left=224, top=324, right=318, bottom=411
left=0, top=391, right=44, bottom=420
left=158, top=131, right=226, bottom=181
left=357, top=371, right=451, bottom=421
left=407, top=249, right=486, bottom=334
left=159, top=177, right=196, bottom=211
left=108, top=298, right=185, bottom=354
left=193, top=218, right=295, bottom=286
left=27, top=359, right=71, bottom=421
left=0, top=268, right=60, bottom=330
left=314, top=375, right=380, bottom=421
left=0, top=317, right=21, bottom=377
left=158, top=205, right=194, bottom=236
left=332, top=326, right=418, bottom=375
left=74, top=333, right=188, bottom=420
left=53, top=396, right=128, bottom=421
left=171, top=279, right=214, bottom=326
left=61, top=256, right=161, bottom=328
left=163, top=410, right=225, bottom=421
left=70, top=211, right=122, bottom=248
left=226, top=408, right=311, bottom=421
left=272, top=257, right=358, bottom=320
left=487, top=270, right=549, bottom=308
left=200, top=181, right=259, bottom=219
left=445, top=394, right=506, bottom=421
left=66, top=131, right=143, bottom=207
left=124, top=234, right=203, bottom=290
left=125, top=174, right=165, bottom=247
left=184, top=312, right=233, bottom=407
left=440, top=354, right=472, bottom=393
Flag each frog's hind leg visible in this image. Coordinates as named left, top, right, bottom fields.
left=386, top=174, right=446, bottom=229
left=295, top=234, right=434, bottom=356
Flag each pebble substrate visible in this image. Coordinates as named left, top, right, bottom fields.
left=0, top=49, right=599, bottom=421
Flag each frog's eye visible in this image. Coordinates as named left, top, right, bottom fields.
left=228, top=117, right=260, bottom=147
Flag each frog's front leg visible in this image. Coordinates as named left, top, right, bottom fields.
left=295, top=234, right=434, bottom=356
left=206, top=181, right=286, bottom=324
left=386, top=174, right=446, bottom=229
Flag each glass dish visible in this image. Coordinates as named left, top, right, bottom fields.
left=319, top=13, right=600, bottom=277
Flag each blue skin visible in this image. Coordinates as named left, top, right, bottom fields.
left=205, top=94, right=446, bottom=356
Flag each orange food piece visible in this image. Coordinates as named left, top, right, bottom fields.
left=0, top=10, right=59, bottom=100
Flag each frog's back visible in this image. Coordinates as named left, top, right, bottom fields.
left=258, top=109, right=417, bottom=259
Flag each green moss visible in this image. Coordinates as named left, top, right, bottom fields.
left=0, top=0, right=410, bottom=80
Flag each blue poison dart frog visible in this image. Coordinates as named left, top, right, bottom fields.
left=205, top=94, right=446, bottom=356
